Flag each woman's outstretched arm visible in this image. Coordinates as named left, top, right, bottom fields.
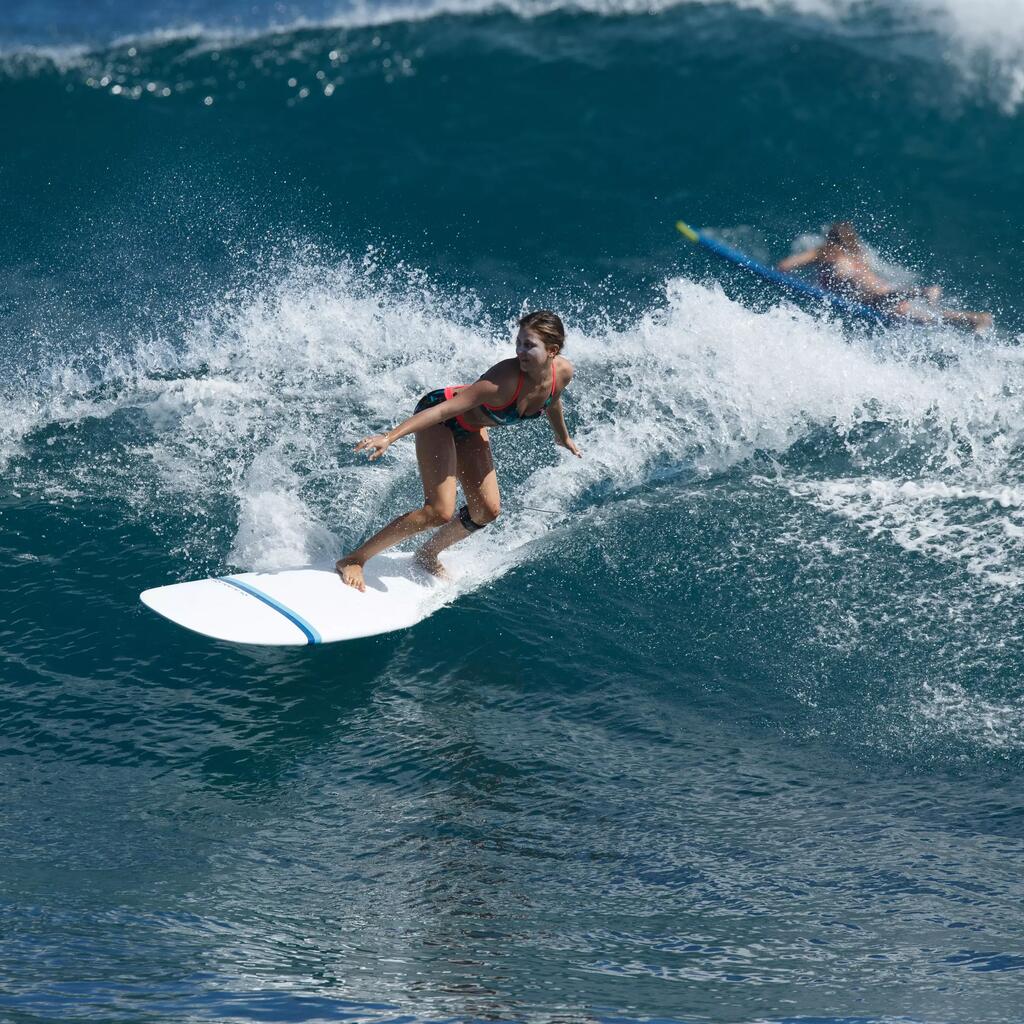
left=355, top=378, right=501, bottom=460
left=776, top=247, right=821, bottom=272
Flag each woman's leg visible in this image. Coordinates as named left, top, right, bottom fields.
left=939, top=309, right=993, bottom=332
left=893, top=298, right=992, bottom=332
left=414, top=430, right=500, bottom=575
left=337, top=423, right=458, bottom=591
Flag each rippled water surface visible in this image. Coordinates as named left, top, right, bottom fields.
left=2, top=0, right=1024, bottom=1020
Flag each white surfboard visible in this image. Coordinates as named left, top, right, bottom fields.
left=140, top=553, right=446, bottom=646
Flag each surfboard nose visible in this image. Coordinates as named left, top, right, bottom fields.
left=139, top=554, right=445, bottom=646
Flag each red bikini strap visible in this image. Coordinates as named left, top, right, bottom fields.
left=483, top=369, right=525, bottom=412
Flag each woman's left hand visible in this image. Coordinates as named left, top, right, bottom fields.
left=558, top=437, right=582, bottom=458
left=355, top=433, right=393, bottom=461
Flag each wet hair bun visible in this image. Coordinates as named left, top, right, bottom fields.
left=518, top=310, right=565, bottom=352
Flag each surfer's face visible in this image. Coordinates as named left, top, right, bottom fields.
left=515, top=327, right=553, bottom=370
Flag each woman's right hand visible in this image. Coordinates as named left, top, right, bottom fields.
left=354, top=433, right=393, bottom=461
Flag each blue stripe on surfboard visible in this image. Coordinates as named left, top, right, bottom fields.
left=219, top=576, right=322, bottom=644
left=677, top=222, right=892, bottom=325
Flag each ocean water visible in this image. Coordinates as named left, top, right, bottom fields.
left=3, top=0, right=1024, bottom=1021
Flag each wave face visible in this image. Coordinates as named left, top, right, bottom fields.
left=2, top=2, right=1024, bottom=1023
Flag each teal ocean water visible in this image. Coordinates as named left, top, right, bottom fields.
left=3, top=1, right=1024, bottom=1021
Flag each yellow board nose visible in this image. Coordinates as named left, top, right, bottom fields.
left=675, top=220, right=699, bottom=242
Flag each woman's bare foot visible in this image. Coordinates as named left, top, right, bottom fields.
left=973, top=312, right=994, bottom=333
left=336, top=557, right=366, bottom=592
left=413, top=550, right=451, bottom=581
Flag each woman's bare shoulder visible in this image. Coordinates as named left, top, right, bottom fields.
left=556, top=356, right=575, bottom=384
left=472, top=358, right=519, bottom=400
left=480, top=357, right=520, bottom=381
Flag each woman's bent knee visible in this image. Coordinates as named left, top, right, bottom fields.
left=422, top=503, right=454, bottom=527
left=475, top=502, right=500, bottom=525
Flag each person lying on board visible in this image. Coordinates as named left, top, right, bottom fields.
left=336, top=310, right=580, bottom=591
left=776, top=221, right=992, bottom=332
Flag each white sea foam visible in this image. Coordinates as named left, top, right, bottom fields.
left=788, top=477, right=1024, bottom=586
left=913, top=680, right=1024, bottom=751
left=6, top=251, right=1024, bottom=752
left=5, top=258, right=1022, bottom=576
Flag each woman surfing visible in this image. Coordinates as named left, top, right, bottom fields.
left=337, top=310, right=580, bottom=592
